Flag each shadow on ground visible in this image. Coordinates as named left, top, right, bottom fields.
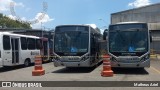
left=0, top=63, right=36, bottom=73
left=112, top=68, right=149, bottom=75
left=0, top=62, right=53, bottom=73
left=52, top=62, right=102, bottom=73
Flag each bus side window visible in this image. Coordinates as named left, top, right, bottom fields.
left=3, top=35, right=11, bottom=50
left=27, top=38, right=36, bottom=50
left=36, top=39, right=42, bottom=49
left=103, top=29, right=108, bottom=40
left=91, top=33, right=96, bottom=53
left=21, top=37, right=27, bottom=50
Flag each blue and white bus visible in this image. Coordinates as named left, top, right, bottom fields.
left=105, top=22, right=151, bottom=68
left=53, top=24, right=102, bottom=67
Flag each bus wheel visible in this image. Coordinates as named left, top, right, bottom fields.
left=24, top=59, right=30, bottom=67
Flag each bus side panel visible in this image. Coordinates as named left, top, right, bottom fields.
left=19, top=50, right=31, bottom=64
left=0, top=50, right=2, bottom=67
left=0, top=58, right=2, bottom=67
left=0, top=38, right=2, bottom=67
left=3, top=51, right=12, bottom=66
left=2, top=36, right=12, bottom=66
left=31, top=50, right=40, bottom=63
left=20, top=50, right=40, bottom=64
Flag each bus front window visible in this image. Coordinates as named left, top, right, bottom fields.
left=108, top=23, right=149, bottom=56
left=109, top=30, right=148, bottom=53
left=54, top=31, right=89, bottom=55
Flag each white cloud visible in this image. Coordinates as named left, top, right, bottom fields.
left=21, top=17, right=26, bottom=21
left=7, top=13, right=54, bottom=29
left=35, top=13, right=54, bottom=23
left=128, top=0, right=151, bottom=8
left=7, top=14, right=26, bottom=21
left=15, top=2, right=25, bottom=7
left=8, top=14, right=16, bottom=20
left=31, top=13, right=54, bottom=29
left=0, top=0, right=24, bottom=12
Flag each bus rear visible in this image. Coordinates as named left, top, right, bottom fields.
left=108, top=22, right=150, bottom=68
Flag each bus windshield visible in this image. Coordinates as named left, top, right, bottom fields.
left=54, top=26, right=89, bottom=55
left=109, top=24, right=149, bottom=56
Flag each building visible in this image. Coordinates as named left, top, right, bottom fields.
left=111, top=3, right=160, bottom=53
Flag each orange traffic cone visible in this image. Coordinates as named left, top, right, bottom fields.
left=32, top=55, right=45, bottom=76
left=101, top=54, right=114, bottom=77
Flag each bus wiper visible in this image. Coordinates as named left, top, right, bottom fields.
left=125, top=28, right=143, bottom=31
left=116, top=30, right=126, bottom=43
left=129, top=29, right=140, bottom=48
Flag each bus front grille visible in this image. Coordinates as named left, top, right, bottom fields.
left=117, top=60, right=140, bottom=63
left=117, top=57, right=140, bottom=63
left=60, top=56, right=80, bottom=62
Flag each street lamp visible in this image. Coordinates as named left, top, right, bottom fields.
left=99, top=18, right=108, bottom=34
left=99, top=18, right=107, bottom=24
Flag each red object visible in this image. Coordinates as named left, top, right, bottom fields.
left=32, top=56, right=45, bottom=76
left=40, top=37, right=48, bottom=41
left=101, top=54, right=114, bottom=77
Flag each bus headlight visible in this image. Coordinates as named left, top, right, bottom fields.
left=81, top=54, right=89, bottom=61
left=141, top=54, right=150, bottom=62
left=145, top=54, right=150, bottom=59
left=111, top=57, right=117, bottom=62
left=53, top=56, right=60, bottom=61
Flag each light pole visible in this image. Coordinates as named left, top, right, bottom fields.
left=99, top=18, right=107, bottom=24
left=41, top=22, right=46, bottom=38
left=99, top=18, right=108, bottom=34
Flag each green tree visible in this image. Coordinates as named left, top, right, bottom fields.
left=0, top=13, right=32, bottom=29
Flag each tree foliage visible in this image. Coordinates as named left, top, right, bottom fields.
left=0, top=13, right=31, bottom=29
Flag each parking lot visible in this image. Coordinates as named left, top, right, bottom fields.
left=0, top=58, right=160, bottom=90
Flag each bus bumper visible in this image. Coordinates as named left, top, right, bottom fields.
left=53, top=59, right=92, bottom=67
left=111, top=59, right=150, bottom=68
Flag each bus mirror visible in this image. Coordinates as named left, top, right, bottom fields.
left=150, top=31, right=152, bottom=43
left=150, top=35, right=152, bottom=43
left=103, top=29, right=108, bottom=40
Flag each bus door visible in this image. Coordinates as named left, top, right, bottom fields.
left=41, top=37, right=49, bottom=62
left=11, top=38, right=19, bottom=64
left=42, top=41, right=49, bottom=61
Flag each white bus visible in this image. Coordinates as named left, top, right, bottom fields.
left=0, top=32, right=41, bottom=67
left=53, top=24, right=103, bottom=67
left=104, top=22, right=151, bottom=68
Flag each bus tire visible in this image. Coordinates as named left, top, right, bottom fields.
left=24, top=59, right=30, bottom=67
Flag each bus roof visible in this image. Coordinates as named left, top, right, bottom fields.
left=0, top=32, right=39, bottom=38
left=111, top=22, right=147, bottom=25
left=56, top=24, right=98, bottom=28
left=55, top=24, right=100, bottom=33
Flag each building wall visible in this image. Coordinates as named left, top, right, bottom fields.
left=111, top=3, right=160, bottom=24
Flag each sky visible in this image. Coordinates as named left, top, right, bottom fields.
left=0, top=0, right=160, bottom=31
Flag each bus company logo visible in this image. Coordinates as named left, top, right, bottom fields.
left=9, top=1, right=48, bottom=24
left=31, top=51, right=39, bottom=55
left=2, top=82, right=12, bottom=87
